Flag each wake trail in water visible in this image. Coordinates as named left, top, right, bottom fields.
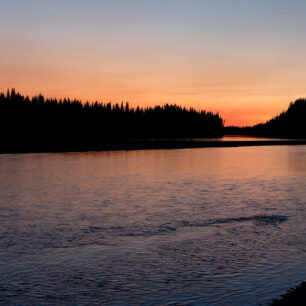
left=88, top=215, right=289, bottom=237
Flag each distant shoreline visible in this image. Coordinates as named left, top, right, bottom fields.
left=1, top=139, right=306, bottom=154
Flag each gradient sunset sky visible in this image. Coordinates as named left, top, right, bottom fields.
left=1, top=0, right=306, bottom=126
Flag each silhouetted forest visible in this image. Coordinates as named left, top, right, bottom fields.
left=1, top=89, right=304, bottom=153
left=225, top=98, right=306, bottom=138
left=0, top=89, right=224, bottom=147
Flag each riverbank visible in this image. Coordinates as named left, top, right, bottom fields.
left=271, top=282, right=306, bottom=305
left=1, top=139, right=306, bottom=154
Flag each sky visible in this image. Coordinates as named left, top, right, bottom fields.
left=1, top=0, right=306, bottom=126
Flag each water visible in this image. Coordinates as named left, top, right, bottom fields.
left=182, top=136, right=294, bottom=141
left=0, top=145, right=305, bottom=305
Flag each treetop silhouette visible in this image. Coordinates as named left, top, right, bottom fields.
left=0, top=89, right=224, bottom=146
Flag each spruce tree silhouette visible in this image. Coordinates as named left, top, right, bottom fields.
left=0, top=89, right=224, bottom=149
left=225, top=98, right=306, bottom=138
left=251, top=99, right=306, bottom=138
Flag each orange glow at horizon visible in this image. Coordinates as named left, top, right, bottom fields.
left=1, top=57, right=303, bottom=127
left=0, top=82, right=299, bottom=127
left=2, top=40, right=305, bottom=127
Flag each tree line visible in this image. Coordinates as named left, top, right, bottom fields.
left=0, top=89, right=224, bottom=146
left=252, top=98, right=306, bottom=138
left=225, top=98, right=306, bottom=138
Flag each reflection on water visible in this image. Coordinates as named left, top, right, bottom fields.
left=181, top=135, right=295, bottom=141
left=286, top=147, right=306, bottom=176
left=0, top=146, right=305, bottom=305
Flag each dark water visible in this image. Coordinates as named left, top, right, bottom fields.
left=0, top=146, right=305, bottom=305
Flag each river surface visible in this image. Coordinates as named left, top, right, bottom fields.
left=0, top=145, right=305, bottom=305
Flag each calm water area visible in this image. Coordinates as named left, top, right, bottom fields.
left=0, top=144, right=305, bottom=305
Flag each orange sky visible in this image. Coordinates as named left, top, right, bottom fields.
left=1, top=0, right=306, bottom=126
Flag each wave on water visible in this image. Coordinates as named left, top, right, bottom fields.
left=175, top=214, right=288, bottom=231
left=87, top=215, right=288, bottom=237
left=204, top=214, right=288, bottom=226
